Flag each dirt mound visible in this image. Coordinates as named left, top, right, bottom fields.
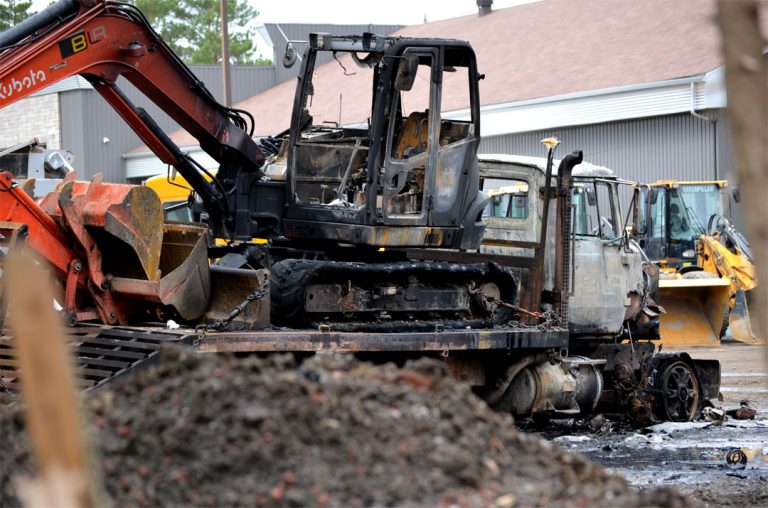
left=1, top=348, right=694, bottom=507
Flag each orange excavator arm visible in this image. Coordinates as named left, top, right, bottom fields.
left=0, top=0, right=264, bottom=235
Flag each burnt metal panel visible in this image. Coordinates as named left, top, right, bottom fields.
left=265, top=23, right=402, bottom=86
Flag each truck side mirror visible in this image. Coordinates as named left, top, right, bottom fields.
left=283, top=42, right=298, bottom=68
left=732, top=186, right=741, bottom=203
left=395, top=55, right=419, bottom=91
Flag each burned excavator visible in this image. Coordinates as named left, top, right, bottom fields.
left=1, top=0, right=495, bottom=329
left=0, top=0, right=720, bottom=424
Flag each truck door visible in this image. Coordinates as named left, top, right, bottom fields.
left=642, top=186, right=668, bottom=261
left=569, top=179, right=645, bottom=336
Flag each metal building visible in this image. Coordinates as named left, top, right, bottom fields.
left=58, top=66, right=277, bottom=183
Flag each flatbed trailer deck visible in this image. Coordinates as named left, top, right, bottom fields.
left=195, top=327, right=569, bottom=353
left=0, top=324, right=569, bottom=399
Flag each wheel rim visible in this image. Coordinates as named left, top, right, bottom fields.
left=660, top=361, right=700, bottom=421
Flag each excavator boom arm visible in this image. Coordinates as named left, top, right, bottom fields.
left=0, top=0, right=264, bottom=235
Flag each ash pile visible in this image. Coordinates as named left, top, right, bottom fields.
left=1, top=349, right=693, bottom=507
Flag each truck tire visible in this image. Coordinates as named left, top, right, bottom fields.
left=652, top=358, right=701, bottom=422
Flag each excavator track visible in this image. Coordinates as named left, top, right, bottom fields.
left=0, top=324, right=191, bottom=402
left=270, top=259, right=519, bottom=331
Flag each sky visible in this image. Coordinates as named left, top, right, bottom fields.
left=29, top=0, right=537, bottom=58
left=29, top=0, right=534, bottom=25
left=253, top=0, right=533, bottom=24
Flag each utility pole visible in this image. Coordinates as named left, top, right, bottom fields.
left=220, top=0, right=232, bottom=107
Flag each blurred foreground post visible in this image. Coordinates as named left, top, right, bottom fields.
left=718, top=0, right=767, bottom=350
left=3, top=247, right=104, bottom=508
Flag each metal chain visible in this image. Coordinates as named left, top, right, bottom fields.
left=194, top=278, right=269, bottom=345
left=494, top=299, right=543, bottom=320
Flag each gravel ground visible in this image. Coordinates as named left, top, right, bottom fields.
left=0, top=347, right=695, bottom=507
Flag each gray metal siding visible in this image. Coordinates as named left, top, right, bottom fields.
left=59, top=65, right=276, bottom=182
left=76, top=91, right=142, bottom=182
left=715, top=109, right=733, bottom=181
left=479, top=113, right=718, bottom=184
left=115, top=65, right=277, bottom=142
left=59, top=90, right=86, bottom=170
left=184, top=65, right=277, bottom=104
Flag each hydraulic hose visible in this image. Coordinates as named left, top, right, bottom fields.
left=0, top=0, right=79, bottom=50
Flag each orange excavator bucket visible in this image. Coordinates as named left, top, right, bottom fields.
left=39, top=173, right=164, bottom=282
left=0, top=171, right=210, bottom=325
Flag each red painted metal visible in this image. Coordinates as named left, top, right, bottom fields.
left=0, top=171, right=77, bottom=280
left=0, top=172, right=210, bottom=326
left=0, top=0, right=261, bottom=171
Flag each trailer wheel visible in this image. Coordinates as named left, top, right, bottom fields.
left=655, top=360, right=701, bottom=422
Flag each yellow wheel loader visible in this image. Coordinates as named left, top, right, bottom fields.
left=633, top=180, right=760, bottom=346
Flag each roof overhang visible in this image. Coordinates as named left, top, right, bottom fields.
left=125, top=66, right=734, bottom=179
left=29, top=75, right=92, bottom=97
left=445, top=73, right=723, bottom=137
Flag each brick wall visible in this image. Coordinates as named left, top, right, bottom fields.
left=0, top=93, right=61, bottom=149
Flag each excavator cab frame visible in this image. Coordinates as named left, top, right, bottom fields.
left=282, top=33, right=487, bottom=250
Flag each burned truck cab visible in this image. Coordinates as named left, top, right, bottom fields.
left=477, top=153, right=720, bottom=423
left=479, top=155, right=655, bottom=340
left=281, top=33, right=486, bottom=251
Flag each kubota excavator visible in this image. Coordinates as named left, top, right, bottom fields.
left=0, top=0, right=721, bottom=424
left=0, top=0, right=499, bottom=330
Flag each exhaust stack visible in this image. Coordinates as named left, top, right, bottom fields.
left=477, top=0, right=493, bottom=16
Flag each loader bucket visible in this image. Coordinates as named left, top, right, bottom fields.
left=657, top=277, right=731, bottom=347
left=203, top=266, right=270, bottom=330
left=155, top=222, right=211, bottom=320
left=85, top=219, right=213, bottom=323
left=726, top=289, right=763, bottom=344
